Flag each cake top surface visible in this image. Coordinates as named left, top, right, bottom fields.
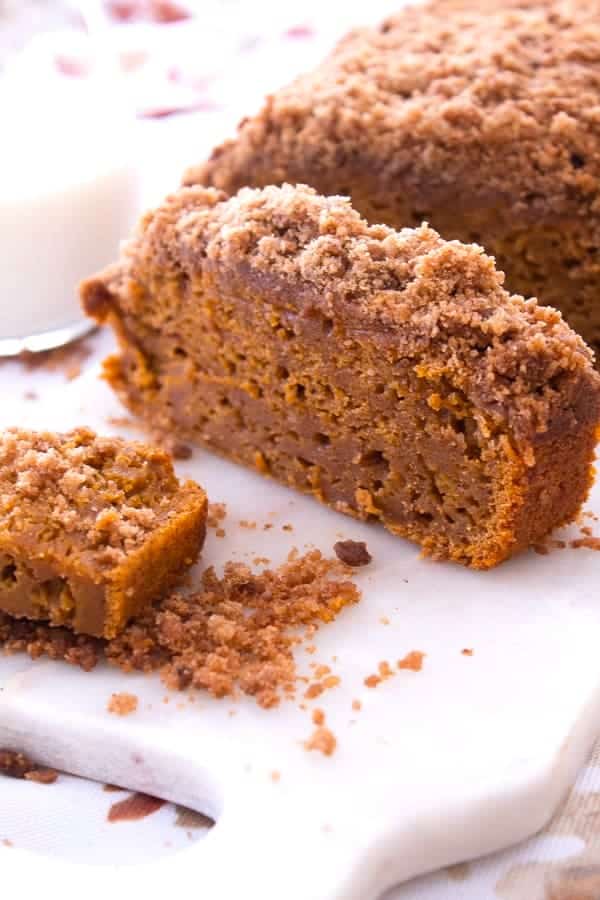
left=190, top=0, right=600, bottom=218
left=96, top=182, right=599, bottom=441
left=0, top=427, right=193, bottom=570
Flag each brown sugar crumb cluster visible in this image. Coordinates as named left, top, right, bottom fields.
left=0, top=749, right=58, bottom=784
left=333, top=540, right=372, bottom=567
left=107, top=692, right=139, bottom=715
left=0, top=551, right=360, bottom=709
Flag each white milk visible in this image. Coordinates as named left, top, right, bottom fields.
left=0, top=76, right=140, bottom=353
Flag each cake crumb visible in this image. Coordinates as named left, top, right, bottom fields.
left=107, top=416, right=134, bottom=429
left=107, top=692, right=138, bottom=716
left=270, top=770, right=281, bottom=782
left=282, top=523, right=293, bottom=532
left=215, top=528, right=226, bottom=538
left=312, top=708, right=325, bottom=726
left=2, top=839, right=13, bottom=847
left=25, top=768, right=59, bottom=784
left=305, top=644, right=316, bottom=654
left=0, top=750, right=58, bottom=784
left=461, top=648, right=474, bottom=656
left=364, top=674, right=381, bottom=688
left=352, top=699, right=362, bottom=711
left=263, top=523, right=274, bottom=530
left=378, top=660, right=394, bottom=679
left=333, top=540, right=372, bottom=567
left=305, top=726, right=337, bottom=756
left=253, top=557, right=270, bottom=566
left=239, top=519, right=256, bottom=529
left=398, top=651, right=425, bottom=672
left=379, top=616, right=390, bottom=625
left=23, top=390, right=38, bottom=402
left=207, top=502, right=227, bottom=528
left=570, top=536, right=600, bottom=551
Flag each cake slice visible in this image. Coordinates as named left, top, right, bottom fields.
left=81, top=184, right=600, bottom=568
left=0, top=428, right=207, bottom=637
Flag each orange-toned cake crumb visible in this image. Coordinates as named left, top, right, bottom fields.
left=107, top=692, right=139, bottom=716
left=305, top=726, right=337, bottom=757
left=398, top=650, right=426, bottom=671
left=0, top=749, right=58, bottom=784
left=312, top=708, right=325, bottom=726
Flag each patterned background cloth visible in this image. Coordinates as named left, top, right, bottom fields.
left=2, top=2, right=600, bottom=897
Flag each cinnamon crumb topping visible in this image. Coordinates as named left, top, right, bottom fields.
left=333, top=540, right=372, bottom=567
left=0, top=750, right=58, bottom=784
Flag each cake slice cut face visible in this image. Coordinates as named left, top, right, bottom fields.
left=82, top=184, right=600, bottom=569
left=0, top=428, right=207, bottom=637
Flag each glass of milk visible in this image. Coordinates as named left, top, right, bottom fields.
left=0, top=62, right=140, bottom=355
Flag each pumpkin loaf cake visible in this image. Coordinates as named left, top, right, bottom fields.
left=185, top=0, right=600, bottom=358
left=0, top=428, right=207, bottom=637
left=81, top=183, right=600, bottom=569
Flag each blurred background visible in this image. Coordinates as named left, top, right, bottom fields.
left=0, top=0, right=409, bottom=206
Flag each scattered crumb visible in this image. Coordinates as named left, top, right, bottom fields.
left=168, top=441, right=193, bottom=460
left=333, top=540, right=372, bottom=567
left=174, top=805, right=215, bottom=829
left=107, top=416, right=135, bottom=429
left=312, top=708, right=325, bottom=726
left=570, top=536, right=600, bottom=551
left=108, top=793, right=165, bottom=823
left=239, top=520, right=256, bottom=529
left=379, top=616, right=390, bottom=625
left=378, top=660, right=394, bottom=679
left=5, top=336, right=93, bottom=380
left=23, top=390, right=38, bottom=401
left=215, top=528, right=226, bottom=538
left=207, top=502, right=227, bottom=528
left=25, top=768, right=59, bottom=784
left=305, top=683, right=324, bottom=699
left=305, top=726, right=337, bottom=756
left=107, top=692, right=138, bottom=716
left=364, top=674, right=381, bottom=688
left=270, top=770, right=281, bottom=783
left=103, top=784, right=125, bottom=792
left=0, top=552, right=360, bottom=710
left=0, top=750, right=58, bottom=784
left=352, top=699, right=362, bottom=711
left=314, top=664, right=331, bottom=678
left=282, top=523, right=293, bottom=532
left=461, top=648, right=474, bottom=656
left=263, top=523, right=273, bottom=530
left=446, top=862, right=471, bottom=881
left=398, top=651, right=425, bottom=672
left=305, top=644, right=316, bottom=654
left=253, top=557, right=270, bottom=566
left=2, top=839, right=13, bottom=847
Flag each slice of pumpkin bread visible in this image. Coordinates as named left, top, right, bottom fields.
left=0, top=427, right=207, bottom=637
left=81, top=184, right=600, bottom=568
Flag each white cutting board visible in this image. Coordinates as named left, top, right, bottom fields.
left=1, top=330, right=600, bottom=900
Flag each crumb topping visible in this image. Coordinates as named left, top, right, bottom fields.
left=0, top=428, right=190, bottom=569
left=101, top=182, right=599, bottom=445
left=304, top=726, right=337, bottom=756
